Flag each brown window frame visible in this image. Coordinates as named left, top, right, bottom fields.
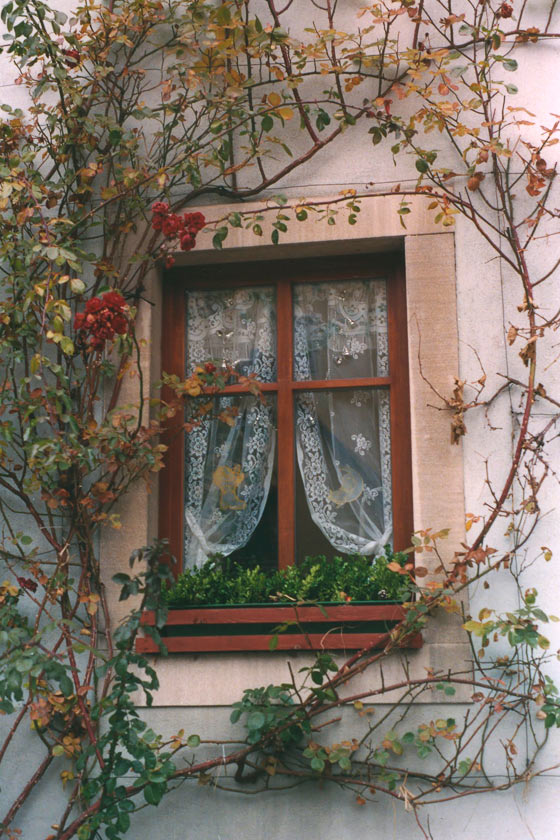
left=159, top=252, right=413, bottom=577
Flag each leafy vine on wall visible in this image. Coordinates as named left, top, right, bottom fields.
left=0, top=1, right=559, bottom=838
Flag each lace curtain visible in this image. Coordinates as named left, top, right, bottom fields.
left=184, top=287, right=276, bottom=566
left=183, top=278, right=393, bottom=566
left=293, top=279, right=393, bottom=554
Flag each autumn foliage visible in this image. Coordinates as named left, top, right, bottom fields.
left=0, top=1, right=559, bottom=839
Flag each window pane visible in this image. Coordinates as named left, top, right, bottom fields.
left=230, top=458, right=278, bottom=573
left=184, top=395, right=276, bottom=567
left=186, top=286, right=277, bottom=381
left=295, top=388, right=392, bottom=559
left=293, top=278, right=388, bottom=380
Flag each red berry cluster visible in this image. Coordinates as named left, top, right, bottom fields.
left=497, top=2, right=513, bottom=16
left=151, top=202, right=206, bottom=256
left=74, top=291, right=128, bottom=351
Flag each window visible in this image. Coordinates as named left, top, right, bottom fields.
left=159, top=254, right=412, bottom=576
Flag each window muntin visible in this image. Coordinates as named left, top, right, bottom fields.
left=160, top=255, right=412, bottom=575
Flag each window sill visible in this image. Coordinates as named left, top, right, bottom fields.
left=136, top=603, right=423, bottom=653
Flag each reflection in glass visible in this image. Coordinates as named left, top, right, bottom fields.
left=295, top=389, right=392, bottom=558
left=293, top=278, right=388, bottom=380
left=186, top=286, right=277, bottom=381
left=184, top=395, right=276, bottom=567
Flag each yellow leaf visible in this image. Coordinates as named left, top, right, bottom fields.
left=277, top=107, right=294, bottom=120
left=268, top=92, right=282, bottom=106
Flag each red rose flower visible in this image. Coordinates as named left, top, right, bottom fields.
left=74, top=290, right=129, bottom=351
left=74, top=312, right=86, bottom=330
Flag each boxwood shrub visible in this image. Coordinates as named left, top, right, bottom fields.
left=163, top=548, right=411, bottom=607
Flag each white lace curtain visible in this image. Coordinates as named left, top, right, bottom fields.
left=293, top=279, right=393, bottom=554
left=183, top=279, right=392, bottom=566
left=184, top=287, right=276, bottom=566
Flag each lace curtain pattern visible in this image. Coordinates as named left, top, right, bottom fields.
left=184, top=287, right=276, bottom=566
left=293, top=279, right=393, bottom=554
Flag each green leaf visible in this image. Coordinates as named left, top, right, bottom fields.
left=415, top=159, right=429, bottom=173
left=70, top=277, right=86, bottom=294
left=60, top=337, right=75, bottom=356
left=216, top=3, right=232, bottom=25
left=117, top=812, right=130, bottom=833
left=261, top=114, right=273, bottom=132
left=503, top=58, right=518, bottom=72
left=212, top=226, right=229, bottom=250
left=59, top=674, right=74, bottom=696
left=310, top=757, right=325, bottom=772
left=247, top=711, right=266, bottom=731
left=271, top=229, right=279, bottom=245
left=143, top=784, right=164, bottom=806
left=187, top=734, right=201, bottom=748
left=505, top=83, right=518, bottom=94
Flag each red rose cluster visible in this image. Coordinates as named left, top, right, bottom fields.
left=151, top=202, right=206, bottom=257
left=74, top=291, right=128, bottom=351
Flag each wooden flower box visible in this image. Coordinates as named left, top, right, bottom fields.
left=136, top=602, right=423, bottom=654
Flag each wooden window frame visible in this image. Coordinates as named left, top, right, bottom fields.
left=159, top=252, right=413, bottom=577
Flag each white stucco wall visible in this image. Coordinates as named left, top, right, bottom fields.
left=1, top=2, right=559, bottom=838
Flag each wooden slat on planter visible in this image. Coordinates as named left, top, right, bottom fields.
left=141, top=603, right=407, bottom=627
left=136, top=603, right=422, bottom=653
left=136, top=631, right=423, bottom=654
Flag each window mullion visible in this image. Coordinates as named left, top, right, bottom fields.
left=276, top=279, right=295, bottom=568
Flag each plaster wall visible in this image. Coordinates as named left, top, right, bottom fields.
left=1, top=2, right=560, bottom=839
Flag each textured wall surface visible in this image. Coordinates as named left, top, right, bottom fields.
left=1, top=2, right=559, bottom=838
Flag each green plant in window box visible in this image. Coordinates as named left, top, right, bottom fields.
left=163, top=547, right=411, bottom=608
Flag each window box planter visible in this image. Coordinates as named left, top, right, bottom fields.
left=136, top=602, right=423, bottom=653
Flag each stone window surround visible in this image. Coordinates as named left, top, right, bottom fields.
left=101, top=193, right=470, bottom=707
